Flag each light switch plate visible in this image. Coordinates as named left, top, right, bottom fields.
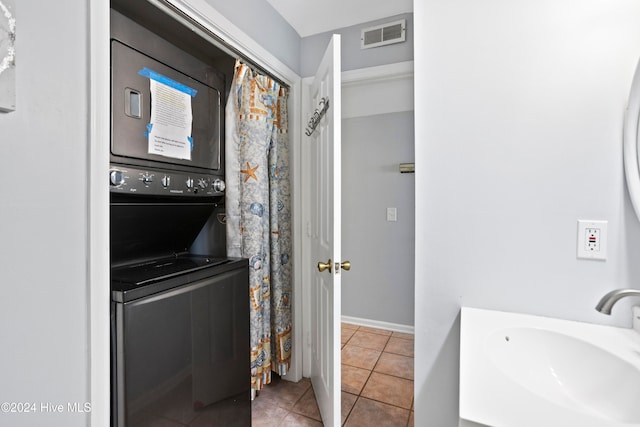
left=577, top=220, right=607, bottom=260
left=386, top=207, right=397, bottom=222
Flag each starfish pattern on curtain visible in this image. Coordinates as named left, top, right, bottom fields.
left=225, top=60, right=292, bottom=398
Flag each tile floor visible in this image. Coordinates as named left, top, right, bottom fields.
left=251, top=323, right=414, bottom=426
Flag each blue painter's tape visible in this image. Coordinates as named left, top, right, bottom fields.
left=188, top=136, right=194, bottom=151
left=143, top=123, right=153, bottom=138
left=138, top=67, right=198, bottom=97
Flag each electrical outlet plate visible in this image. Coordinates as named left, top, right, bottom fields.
left=577, top=220, right=608, bottom=260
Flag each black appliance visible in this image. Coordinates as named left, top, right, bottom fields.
left=109, top=8, right=227, bottom=199
left=110, top=252, right=250, bottom=427
left=109, top=8, right=250, bottom=427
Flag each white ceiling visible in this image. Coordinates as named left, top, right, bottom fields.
left=266, top=0, right=413, bottom=38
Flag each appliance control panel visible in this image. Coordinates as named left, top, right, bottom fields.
left=109, top=165, right=225, bottom=197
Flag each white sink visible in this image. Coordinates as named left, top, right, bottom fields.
left=460, top=308, right=640, bottom=427
left=486, top=327, right=640, bottom=423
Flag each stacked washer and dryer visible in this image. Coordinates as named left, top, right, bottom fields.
left=109, top=6, right=250, bottom=427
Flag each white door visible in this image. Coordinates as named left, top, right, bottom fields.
left=308, top=34, right=342, bottom=427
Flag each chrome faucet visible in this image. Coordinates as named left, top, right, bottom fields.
left=596, top=289, right=640, bottom=314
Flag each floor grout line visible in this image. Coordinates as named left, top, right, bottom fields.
left=253, top=324, right=414, bottom=426
left=340, top=324, right=414, bottom=426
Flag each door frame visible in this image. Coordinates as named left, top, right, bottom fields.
left=89, top=1, right=305, bottom=425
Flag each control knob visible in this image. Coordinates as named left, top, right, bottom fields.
left=197, top=178, right=208, bottom=189
left=110, top=170, right=124, bottom=186
left=141, top=173, right=153, bottom=185
left=212, top=179, right=226, bottom=192
left=161, top=175, right=171, bottom=188
left=186, top=177, right=194, bottom=190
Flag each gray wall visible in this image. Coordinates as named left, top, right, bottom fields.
left=414, top=0, right=640, bottom=425
left=204, top=0, right=301, bottom=75
left=342, top=112, right=415, bottom=326
left=0, top=1, right=90, bottom=426
left=202, top=1, right=413, bottom=78
left=300, top=13, right=413, bottom=77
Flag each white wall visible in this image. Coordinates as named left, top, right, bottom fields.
left=0, top=1, right=91, bottom=426
left=414, top=0, right=640, bottom=425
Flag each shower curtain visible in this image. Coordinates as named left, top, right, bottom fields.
left=225, top=60, right=292, bottom=397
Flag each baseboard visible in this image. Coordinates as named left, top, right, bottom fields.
left=341, top=315, right=414, bottom=335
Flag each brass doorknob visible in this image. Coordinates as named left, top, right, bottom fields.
left=340, top=261, right=351, bottom=271
left=317, top=259, right=332, bottom=273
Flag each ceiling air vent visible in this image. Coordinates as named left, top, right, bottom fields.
left=361, top=19, right=406, bottom=49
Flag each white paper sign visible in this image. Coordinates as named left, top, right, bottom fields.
left=141, top=68, right=197, bottom=160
